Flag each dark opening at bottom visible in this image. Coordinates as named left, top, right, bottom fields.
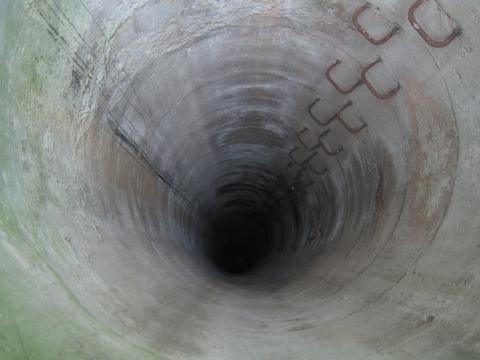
left=205, top=210, right=270, bottom=275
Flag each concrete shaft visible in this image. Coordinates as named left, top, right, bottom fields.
left=0, top=0, right=479, bottom=359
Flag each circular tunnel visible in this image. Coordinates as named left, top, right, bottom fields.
left=0, top=1, right=479, bottom=359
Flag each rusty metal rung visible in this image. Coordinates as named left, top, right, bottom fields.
left=361, top=57, right=401, bottom=100
left=334, top=101, right=368, bottom=134
left=408, top=0, right=462, bottom=48
left=352, top=3, right=401, bottom=46
left=309, top=99, right=331, bottom=127
left=309, top=101, right=367, bottom=134
left=298, top=127, right=322, bottom=150
left=289, top=146, right=317, bottom=166
left=298, top=128, right=343, bottom=156
left=307, top=156, right=328, bottom=176
left=318, top=129, right=344, bottom=156
left=284, top=162, right=310, bottom=189
left=285, top=161, right=305, bottom=180
left=326, top=60, right=363, bottom=95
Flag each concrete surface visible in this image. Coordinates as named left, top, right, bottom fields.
left=0, top=0, right=479, bottom=359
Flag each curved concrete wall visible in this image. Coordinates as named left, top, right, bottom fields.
left=0, top=0, right=479, bottom=359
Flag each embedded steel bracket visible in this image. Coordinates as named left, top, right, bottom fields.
left=284, top=162, right=311, bottom=189
left=289, top=146, right=317, bottom=166
left=326, top=60, right=363, bottom=94
left=294, top=132, right=329, bottom=175
left=298, top=127, right=320, bottom=150
left=307, top=154, right=328, bottom=176
left=285, top=161, right=305, bottom=180
left=408, top=0, right=462, bottom=48
left=308, top=99, right=341, bottom=127
left=318, top=129, right=344, bottom=156
left=361, top=58, right=401, bottom=100
left=309, top=99, right=331, bottom=127
left=352, top=3, right=401, bottom=45
left=298, top=127, right=343, bottom=156
left=332, top=101, right=367, bottom=134
left=308, top=100, right=367, bottom=133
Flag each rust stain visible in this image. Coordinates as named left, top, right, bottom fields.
left=403, top=76, right=458, bottom=228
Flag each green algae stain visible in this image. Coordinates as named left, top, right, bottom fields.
left=19, top=56, right=48, bottom=94
left=0, top=1, right=168, bottom=359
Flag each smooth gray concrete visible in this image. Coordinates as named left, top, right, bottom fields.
left=0, top=0, right=479, bottom=359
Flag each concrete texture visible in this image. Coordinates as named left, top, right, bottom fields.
left=0, top=0, right=479, bottom=359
